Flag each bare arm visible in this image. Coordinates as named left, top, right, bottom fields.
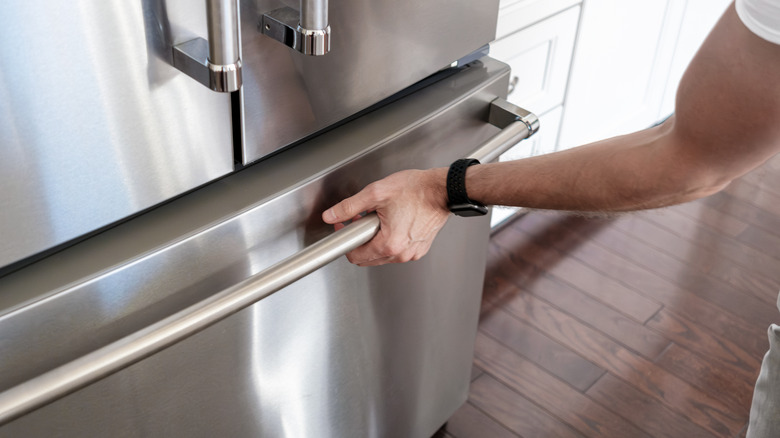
left=323, top=3, right=780, bottom=265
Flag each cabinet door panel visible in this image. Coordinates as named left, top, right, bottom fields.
left=491, top=7, right=580, bottom=117
left=558, top=0, right=686, bottom=148
left=496, top=0, right=581, bottom=39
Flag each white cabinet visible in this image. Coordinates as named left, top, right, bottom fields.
left=558, top=0, right=687, bottom=148
left=558, top=0, right=731, bottom=149
left=496, top=0, right=582, bottom=40
left=491, top=6, right=580, bottom=117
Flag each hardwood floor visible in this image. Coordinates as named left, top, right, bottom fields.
left=438, top=156, right=780, bottom=437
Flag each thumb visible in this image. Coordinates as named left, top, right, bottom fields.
left=322, top=190, right=374, bottom=224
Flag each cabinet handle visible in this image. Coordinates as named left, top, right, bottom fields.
left=0, top=97, right=536, bottom=426
left=173, top=0, right=242, bottom=92
left=261, top=0, right=331, bottom=56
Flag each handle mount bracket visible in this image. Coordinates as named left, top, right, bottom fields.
left=260, top=5, right=330, bottom=56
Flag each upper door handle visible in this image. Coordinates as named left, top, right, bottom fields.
left=0, top=97, right=536, bottom=426
left=173, top=0, right=242, bottom=92
left=261, top=0, right=331, bottom=56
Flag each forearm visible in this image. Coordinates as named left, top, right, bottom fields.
left=454, top=117, right=730, bottom=213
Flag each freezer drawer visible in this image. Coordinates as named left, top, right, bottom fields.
left=0, top=58, right=518, bottom=437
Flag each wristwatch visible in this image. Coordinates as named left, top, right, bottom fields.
left=446, top=158, right=488, bottom=217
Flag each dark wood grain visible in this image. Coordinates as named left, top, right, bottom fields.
left=671, top=199, right=749, bottom=237
left=646, top=310, right=760, bottom=384
left=468, top=374, right=585, bottom=438
left=491, top=222, right=662, bottom=323
left=546, top=215, right=777, bottom=329
left=442, top=398, right=519, bottom=438
left=473, top=332, right=651, bottom=438
left=508, top=214, right=770, bottom=359
left=654, top=344, right=757, bottom=418
left=723, top=178, right=780, bottom=217
left=490, top=277, right=744, bottom=436
left=611, top=212, right=780, bottom=304
left=585, top=373, right=716, bottom=438
left=484, top=265, right=671, bottom=360
left=702, top=190, right=780, bottom=239
left=737, top=225, right=780, bottom=262
left=480, top=299, right=605, bottom=391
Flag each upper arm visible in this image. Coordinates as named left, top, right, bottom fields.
left=670, top=2, right=780, bottom=185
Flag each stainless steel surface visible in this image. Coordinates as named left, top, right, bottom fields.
left=0, top=215, right=380, bottom=426
left=207, top=0, right=241, bottom=66
left=173, top=0, right=242, bottom=91
left=0, top=93, right=537, bottom=426
left=242, top=0, right=499, bottom=164
left=472, top=97, right=540, bottom=163
left=298, top=25, right=331, bottom=56
left=0, top=58, right=512, bottom=438
left=260, top=6, right=331, bottom=56
left=173, top=38, right=243, bottom=92
left=489, top=97, right=541, bottom=134
left=0, top=1, right=234, bottom=270
left=301, top=0, right=328, bottom=30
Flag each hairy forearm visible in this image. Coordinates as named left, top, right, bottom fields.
left=449, top=118, right=731, bottom=213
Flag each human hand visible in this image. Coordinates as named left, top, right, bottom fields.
left=322, top=168, right=450, bottom=266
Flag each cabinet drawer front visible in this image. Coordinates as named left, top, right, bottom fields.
left=497, top=0, right=581, bottom=40
left=491, top=6, right=579, bottom=117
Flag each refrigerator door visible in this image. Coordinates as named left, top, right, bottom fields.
left=238, top=0, right=499, bottom=164
left=0, top=58, right=519, bottom=438
left=0, top=1, right=235, bottom=271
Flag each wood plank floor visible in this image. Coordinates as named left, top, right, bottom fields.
left=437, top=155, right=780, bottom=438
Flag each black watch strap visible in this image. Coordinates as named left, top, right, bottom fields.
left=447, top=158, right=488, bottom=217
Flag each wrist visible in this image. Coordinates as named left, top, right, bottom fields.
left=422, top=167, right=450, bottom=211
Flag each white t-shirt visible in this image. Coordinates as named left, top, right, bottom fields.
left=736, top=0, right=780, bottom=44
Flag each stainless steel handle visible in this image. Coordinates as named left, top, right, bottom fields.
left=471, top=97, right=540, bottom=163
left=173, top=0, right=242, bottom=92
left=0, top=97, right=536, bottom=426
left=0, top=215, right=379, bottom=425
left=261, top=0, right=331, bottom=56
left=301, top=0, right=328, bottom=31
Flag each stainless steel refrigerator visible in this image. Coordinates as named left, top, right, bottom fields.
left=0, top=1, right=537, bottom=436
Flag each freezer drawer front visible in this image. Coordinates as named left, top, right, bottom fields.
left=0, top=58, right=513, bottom=438
left=0, top=1, right=234, bottom=270
left=239, top=0, right=499, bottom=164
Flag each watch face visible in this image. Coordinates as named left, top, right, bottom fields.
left=450, top=203, right=489, bottom=217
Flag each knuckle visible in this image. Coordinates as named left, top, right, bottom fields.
left=397, top=252, right=413, bottom=263
left=383, top=239, right=408, bottom=258
left=366, top=182, right=388, bottom=202
left=338, top=199, right=356, bottom=217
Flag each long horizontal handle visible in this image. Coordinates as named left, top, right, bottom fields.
left=0, top=215, right=380, bottom=425
left=0, top=97, right=537, bottom=426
